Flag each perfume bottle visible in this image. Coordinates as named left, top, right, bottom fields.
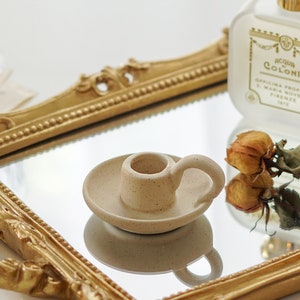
left=228, top=0, right=300, bottom=127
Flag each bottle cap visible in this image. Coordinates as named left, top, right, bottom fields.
left=278, top=0, right=300, bottom=11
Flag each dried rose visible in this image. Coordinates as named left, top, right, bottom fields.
left=226, top=171, right=273, bottom=212
left=226, top=130, right=275, bottom=174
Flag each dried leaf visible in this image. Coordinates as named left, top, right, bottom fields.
left=273, top=188, right=300, bottom=230
left=275, top=140, right=300, bottom=178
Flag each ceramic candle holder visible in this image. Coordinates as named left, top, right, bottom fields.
left=83, top=152, right=225, bottom=234
left=120, top=152, right=225, bottom=213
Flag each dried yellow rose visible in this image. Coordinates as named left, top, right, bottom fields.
left=226, top=130, right=275, bottom=175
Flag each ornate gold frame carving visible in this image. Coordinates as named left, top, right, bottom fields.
left=0, top=30, right=228, bottom=160
left=1, top=29, right=300, bottom=299
left=0, top=182, right=133, bottom=299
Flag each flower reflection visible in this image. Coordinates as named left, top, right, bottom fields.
left=225, top=171, right=273, bottom=212
left=226, top=130, right=300, bottom=233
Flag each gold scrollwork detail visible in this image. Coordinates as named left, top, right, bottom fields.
left=0, top=182, right=133, bottom=299
left=0, top=259, right=67, bottom=298
left=250, top=28, right=300, bottom=55
left=0, top=117, right=15, bottom=133
left=0, top=30, right=228, bottom=160
left=76, top=59, right=150, bottom=96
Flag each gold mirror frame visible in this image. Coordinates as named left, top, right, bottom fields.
left=1, top=30, right=300, bottom=299
left=0, top=30, right=228, bottom=160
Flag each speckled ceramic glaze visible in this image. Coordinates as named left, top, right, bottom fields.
left=83, top=152, right=225, bottom=234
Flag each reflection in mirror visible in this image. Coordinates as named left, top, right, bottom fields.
left=84, top=214, right=223, bottom=287
left=1, top=88, right=300, bottom=300
left=226, top=118, right=300, bottom=247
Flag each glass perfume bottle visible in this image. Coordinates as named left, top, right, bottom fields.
left=228, top=0, right=300, bottom=127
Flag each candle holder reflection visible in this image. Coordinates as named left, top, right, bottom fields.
left=84, top=214, right=223, bottom=287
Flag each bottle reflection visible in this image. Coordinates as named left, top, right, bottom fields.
left=84, top=214, right=223, bottom=287
left=260, top=235, right=300, bottom=260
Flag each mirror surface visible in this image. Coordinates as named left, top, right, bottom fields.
left=0, top=91, right=268, bottom=300
left=0, top=1, right=299, bottom=299
left=0, top=91, right=299, bottom=300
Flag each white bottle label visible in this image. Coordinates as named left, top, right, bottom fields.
left=247, top=28, right=300, bottom=114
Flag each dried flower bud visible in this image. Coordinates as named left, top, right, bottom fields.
left=226, top=171, right=273, bottom=212
left=226, top=130, right=275, bottom=174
